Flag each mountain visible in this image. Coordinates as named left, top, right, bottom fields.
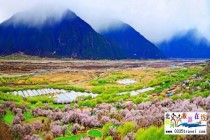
left=101, top=22, right=165, bottom=59
left=0, top=10, right=125, bottom=59
left=158, top=29, right=210, bottom=58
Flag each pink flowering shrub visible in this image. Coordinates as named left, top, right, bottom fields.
left=51, top=125, right=62, bottom=137
left=17, top=112, right=25, bottom=121
left=17, top=104, right=27, bottom=112
left=206, top=96, right=210, bottom=110
left=64, top=104, right=71, bottom=112
left=124, top=113, right=133, bottom=122
left=12, top=115, right=21, bottom=125
left=32, top=107, right=42, bottom=117
left=0, top=104, right=6, bottom=117
left=54, top=108, right=61, bottom=112
left=61, top=125, right=67, bottom=136
left=80, top=137, right=91, bottom=140
left=110, top=119, right=121, bottom=125
left=81, top=116, right=100, bottom=128
left=3, top=101, right=15, bottom=110
left=0, top=104, right=5, bottom=109
left=42, top=103, right=53, bottom=110
left=46, top=110, right=54, bottom=119
left=124, top=132, right=135, bottom=140
left=53, top=111, right=63, bottom=120
left=72, top=123, right=80, bottom=135
left=108, top=126, right=118, bottom=139
left=12, top=108, right=22, bottom=115
left=68, top=112, right=79, bottom=122
left=100, top=116, right=110, bottom=124
left=23, top=123, right=33, bottom=136
left=10, top=124, right=23, bottom=139
left=193, top=96, right=205, bottom=106
left=23, top=134, right=42, bottom=140
left=51, top=120, right=61, bottom=126
left=98, top=103, right=112, bottom=110
left=33, top=121, right=42, bottom=131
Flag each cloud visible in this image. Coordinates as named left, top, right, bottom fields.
left=0, top=0, right=210, bottom=43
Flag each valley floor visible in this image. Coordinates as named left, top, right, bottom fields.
left=0, top=59, right=209, bottom=140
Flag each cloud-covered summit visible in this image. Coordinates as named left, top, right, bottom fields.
left=0, top=0, right=210, bottom=43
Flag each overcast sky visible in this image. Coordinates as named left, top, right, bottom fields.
left=0, top=0, right=210, bottom=43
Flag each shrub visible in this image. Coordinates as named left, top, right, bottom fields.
left=206, top=96, right=210, bottom=110
left=61, top=125, right=67, bottom=136
left=51, top=125, right=62, bottom=137
left=12, top=116, right=21, bottom=125
left=72, top=123, right=80, bottom=135
left=124, top=132, right=135, bottom=140
left=136, top=126, right=177, bottom=140
left=44, top=133, right=54, bottom=140
left=53, top=112, right=63, bottom=120
left=117, top=122, right=134, bottom=137
left=12, top=107, right=23, bottom=114
left=132, top=97, right=144, bottom=104
left=105, top=136, right=113, bottom=140
left=78, top=100, right=96, bottom=107
left=23, top=123, right=33, bottom=136
left=48, top=85, right=85, bottom=92
left=0, top=86, right=13, bottom=92
left=158, top=96, right=164, bottom=101
left=102, top=123, right=113, bottom=138
left=23, top=134, right=42, bottom=140
left=35, top=101, right=43, bottom=107
left=17, top=113, right=25, bottom=121
left=0, top=104, right=6, bottom=118
left=100, top=116, right=110, bottom=124
left=181, top=93, right=191, bottom=99
left=33, top=121, right=42, bottom=132
left=108, top=126, right=118, bottom=139
left=11, top=124, right=23, bottom=140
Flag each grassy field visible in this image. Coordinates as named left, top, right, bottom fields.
left=55, top=134, right=87, bottom=140
left=88, top=129, right=102, bottom=138
left=3, top=111, right=14, bottom=126
left=23, top=117, right=48, bottom=124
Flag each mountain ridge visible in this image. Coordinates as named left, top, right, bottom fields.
left=101, top=21, right=165, bottom=59
left=0, top=10, right=125, bottom=59
left=158, top=29, right=210, bottom=58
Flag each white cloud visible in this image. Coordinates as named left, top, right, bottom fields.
left=0, top=0, right=210, bottom=43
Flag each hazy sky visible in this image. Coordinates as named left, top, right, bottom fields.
left=0, top=0, right=210, bottom=43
